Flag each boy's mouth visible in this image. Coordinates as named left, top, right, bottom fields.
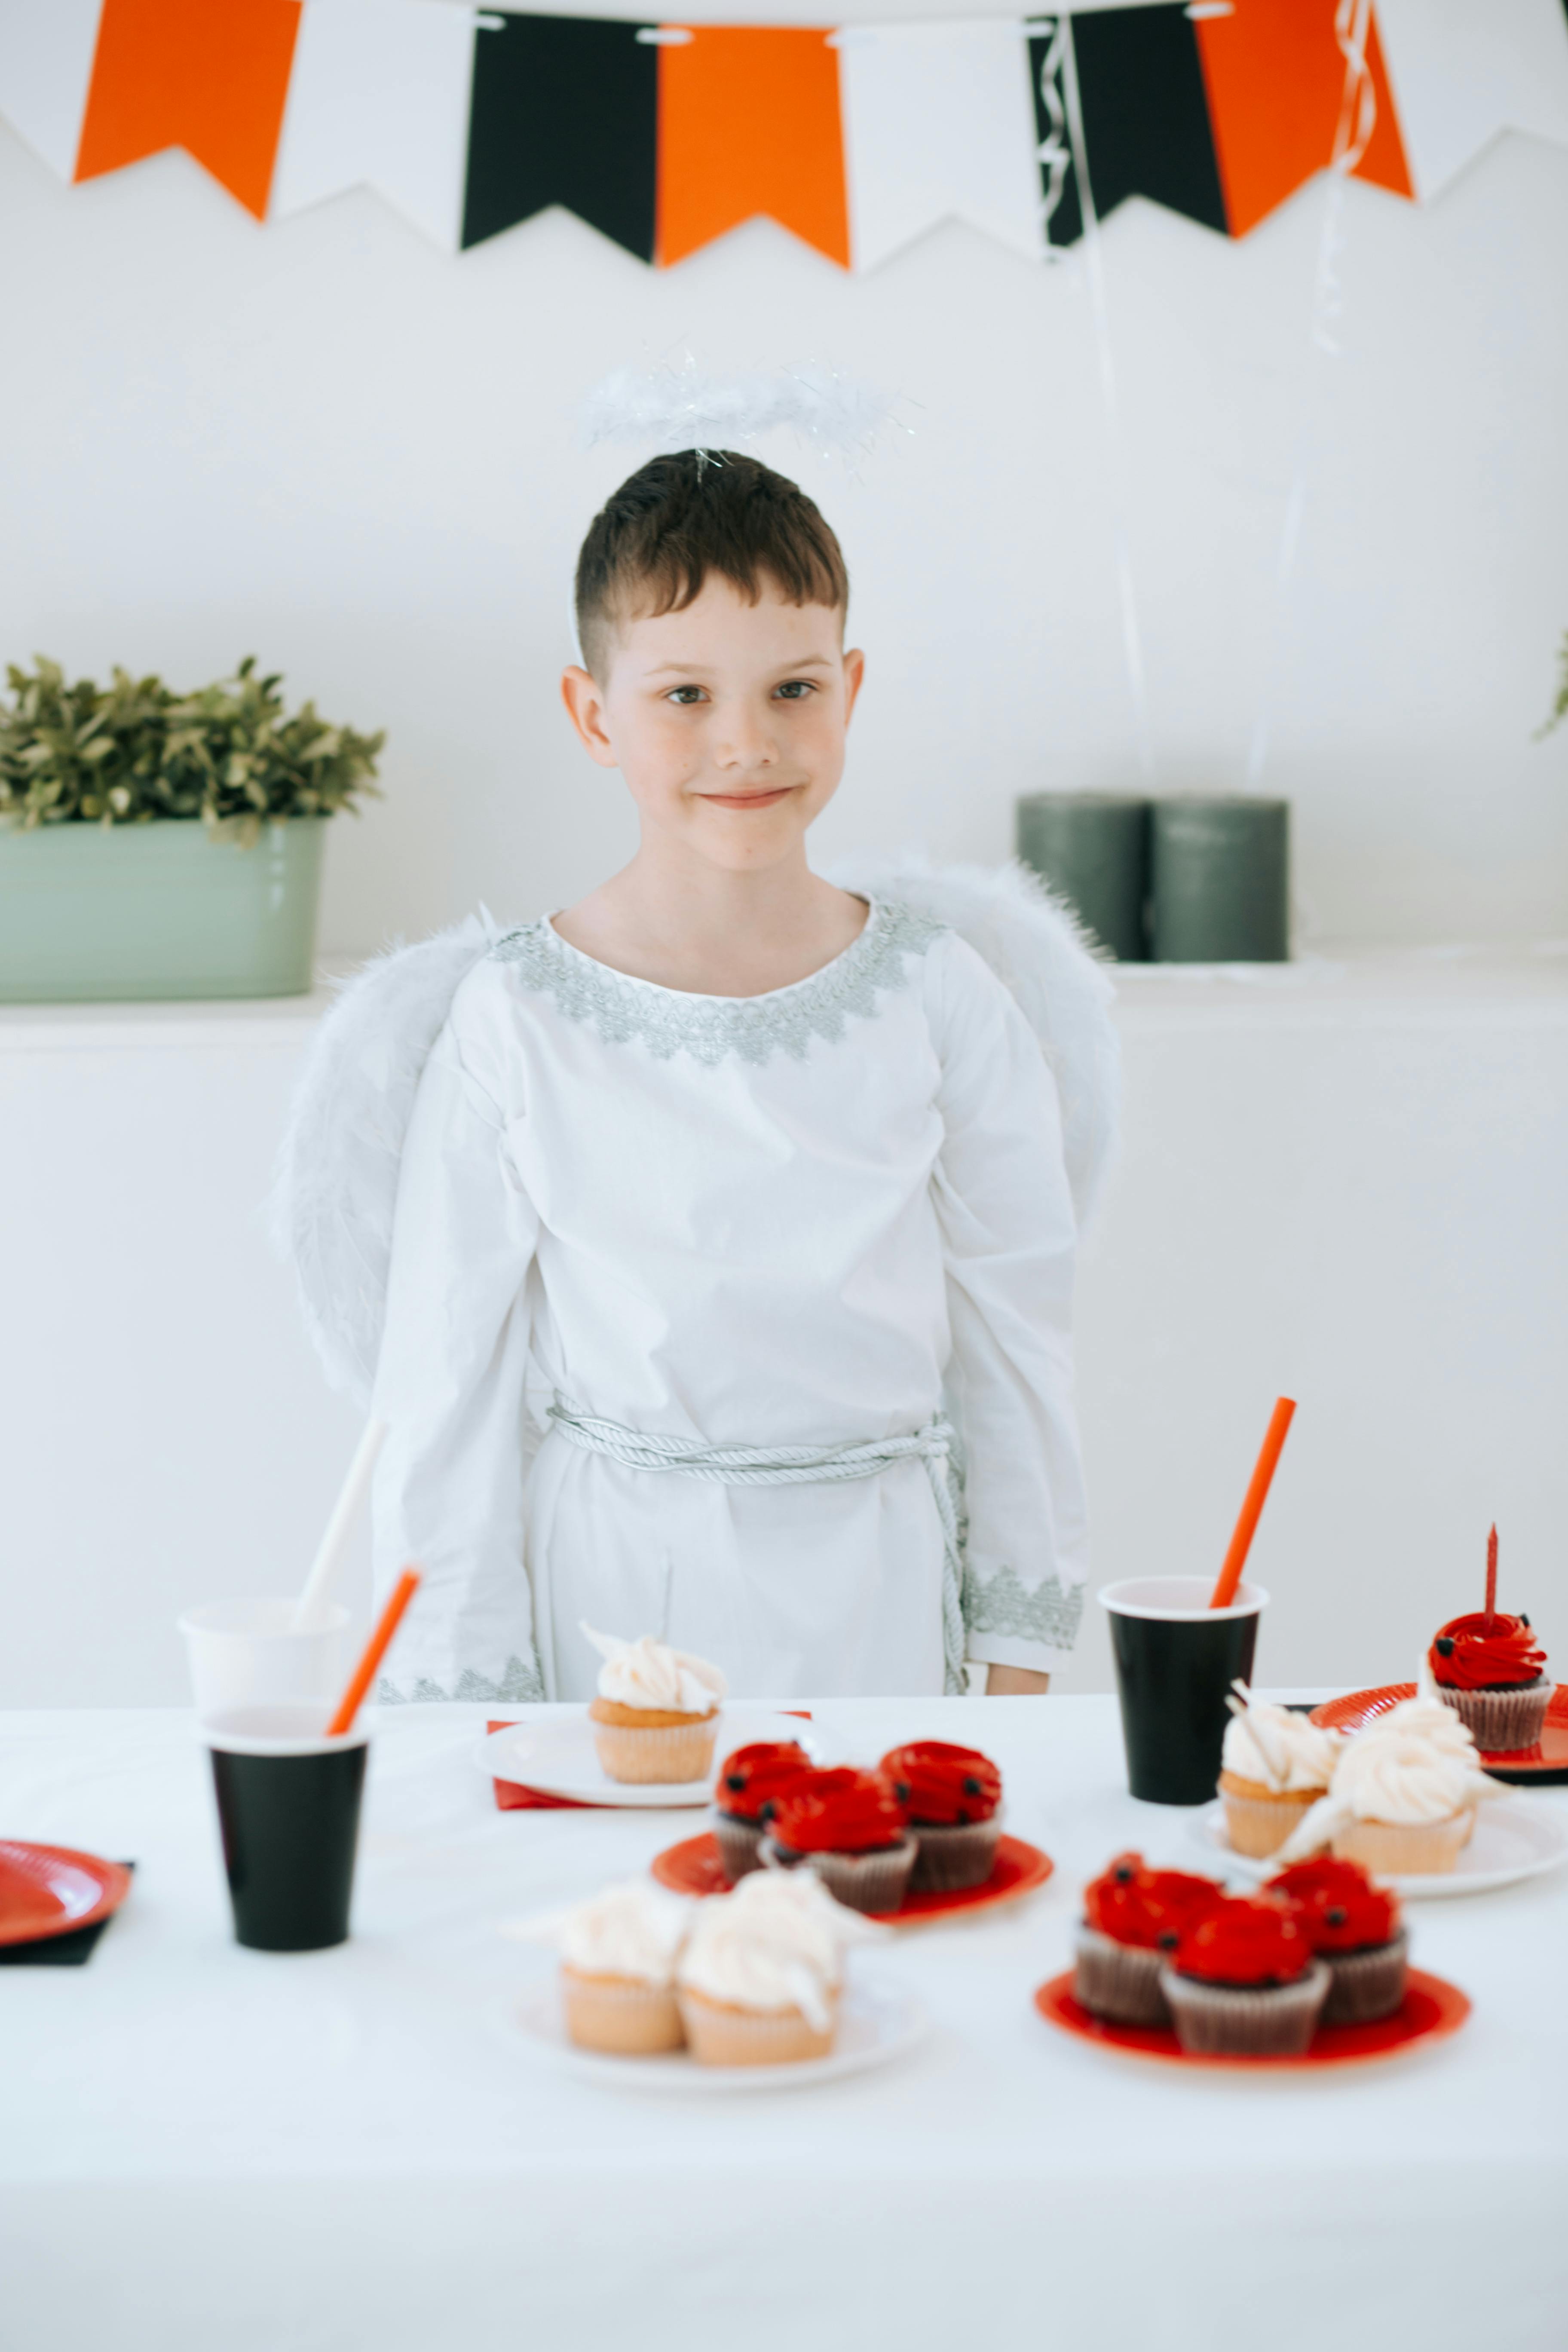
left=699, top=786, right=797, bottom=811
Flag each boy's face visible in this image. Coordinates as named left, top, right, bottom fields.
left=562, top=575, right=864, bottom=874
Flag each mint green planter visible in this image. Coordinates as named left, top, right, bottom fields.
left=0, top=818, right=327, bottom=1002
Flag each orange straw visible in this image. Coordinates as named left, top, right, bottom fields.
left=326, top=1568, right=420, bottom=1736
left=1209, top=1399, right=1296, bottom=1609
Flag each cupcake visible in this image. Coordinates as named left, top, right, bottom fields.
left=1218, top=1681, right=1345, bottom=1858
left=676, top=1867, right=881, bottom=2066
left=1074, top=1853, right=1225, bottom=2026
left=1428, top=1539, right=1550, bottom=1753
left=510, top=1878, right=692, bottom=2055
left=1265, top=1857, right=1407, bottom=2024
left=1274, top=1696, right=1498, bottom=1875
left=763, top=1767, right=917, bottom=1915
left=1160, top=1895, right=1330, bottom=2056
left=879, top=1740, right=1003, bottom=1892
left=580, top=1622, right=726, bottom=1785
left=711, top=1740, right=814, bottom=1883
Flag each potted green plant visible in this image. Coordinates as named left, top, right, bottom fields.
left=0, top=657, right=383, bottom=1001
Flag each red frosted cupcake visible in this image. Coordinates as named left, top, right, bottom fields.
left=763, top=1768, right=916, bottom=1915
left=710, top=1741, right=813, bottom=1883
left=1265, top=1857, right=1407, bottom=2024
left=1073, top=1853, right=1224, bottom=2026
left=1428, top=1613, right=1550, bottom=1754
left=1160, top=1895, right=1329, bottom=2055
left=879, top=1741, right=1002, bottom=1892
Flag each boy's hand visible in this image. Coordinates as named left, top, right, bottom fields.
left=983, top=1664, right=1051, bottom=1695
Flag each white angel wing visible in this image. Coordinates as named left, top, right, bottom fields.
left=270, top=914, right=496, bottom=1404
left=826, top=850, right=1120, bottom=1230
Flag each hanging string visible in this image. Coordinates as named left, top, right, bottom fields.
left=1031, top=17, right=1156, bottom=785
left=1245, top=0, right=1375, bottom=787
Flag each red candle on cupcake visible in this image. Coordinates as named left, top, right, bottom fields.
left=1427, top=1527, right=1550, bottom=1754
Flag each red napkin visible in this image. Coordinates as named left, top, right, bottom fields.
left=487, top=1712, right=812, bottom=1812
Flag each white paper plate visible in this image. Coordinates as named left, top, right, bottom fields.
left=502, top=1972, right=929, bottom=2094
left=1192, top=1794, right=1568, bottom=1898
left=473, top=1709, right=818, bottom=1808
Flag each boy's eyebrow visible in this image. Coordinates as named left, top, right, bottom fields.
left=640, top=655, right=837, bottom=677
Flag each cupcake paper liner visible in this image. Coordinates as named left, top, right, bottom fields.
left=1320, top=1931, right=1409, bottom=2026
left=1434, top=1678, right=1551, bottom=1755
left=591, top=1715, right=718, bottom=1786
left=1331, top=1812, right=1472, bottom=1876
left=677, top=1986, right=836, bottom=2067
left=907, top=1815, right=1001, bottom=1893
left=1158, top=1960, right=1330, bottom=2056
left=712, top=1810, right=766, bottom=1884
left=762, top=1834, right=918, bottom=1915
left=560, top=1966, right=685, bottom=2055
left=1073, top=1925, right=1170, bottom=2026
left=1218, top=1777, right=1323, bottom=1861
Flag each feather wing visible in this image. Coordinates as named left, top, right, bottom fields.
left=270, top=915, right=495, bottom=1403
left=827, top=851, right=1120, bottom=1229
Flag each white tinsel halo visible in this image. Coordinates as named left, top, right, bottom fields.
left=579, top=361, right=904, bottom=468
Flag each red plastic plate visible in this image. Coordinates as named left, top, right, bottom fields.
left=652, top=1830, right=1054, bottom=1925
left=1033, top=1965, right=1470, bottom=2070
left=1310, top=1683, right=1568, bottom=1783
left=0, top=1842, right=132, bottom=1948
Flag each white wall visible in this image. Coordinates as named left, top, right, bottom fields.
left=2, top=80, right=1567, bottom=957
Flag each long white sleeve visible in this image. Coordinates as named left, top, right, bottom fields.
left=369, top=1001, right=543, bottom=1703
left=927, top=936, right=1090, bottom=1675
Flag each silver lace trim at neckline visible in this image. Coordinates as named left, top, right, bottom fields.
left=488, top=897, right=945, bottom=1068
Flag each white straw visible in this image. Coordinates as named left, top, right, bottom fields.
left=293, top=1419, right=387, bottom=1632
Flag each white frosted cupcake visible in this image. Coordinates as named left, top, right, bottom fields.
left=1218, top=1683, right=1346, bottom=1858
left=1274, top=1697, right=1499, bottom=1875
left=581, top=1623, right=726, bottom=1785
left=675, top=1868, right=882, bottom=2067
left=510, top=1878, right=692, bottom=2054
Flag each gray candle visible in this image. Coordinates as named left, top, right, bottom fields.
left=1016, top=793, right=1150, bottom=962
left=1150, top=798, right=1289, bottom=963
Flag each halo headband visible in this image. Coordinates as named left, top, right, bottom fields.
left=579, top=360, right=906, bottom=468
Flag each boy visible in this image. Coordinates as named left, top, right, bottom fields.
left=284, top=451, right=1108, bottom=1702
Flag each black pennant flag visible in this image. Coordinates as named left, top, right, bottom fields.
left=462, top=14, right=658, bottom=260
left=1030, top=4, right=1227, bottom=249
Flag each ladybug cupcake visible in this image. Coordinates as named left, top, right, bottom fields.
left=711, top=1740, right=813, bottom=1883
left=1265, top=1856, right=1407, bottom=2024
left=1074, top=1853, right=1223, bottom=2026
left=879, top=1741, right=1002, bottom=1892
left=1428, top=1528, right=1549, bottom=1753
left=764, top=1767, right=916, bottom=1915
left=1159, top=1894, right=1330, bottom=2056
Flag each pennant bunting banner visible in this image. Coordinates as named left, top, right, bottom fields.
left=1, top=0, right=1566, bottom=270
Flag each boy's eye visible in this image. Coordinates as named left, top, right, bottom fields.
left=665, top=686, right=707, bottom=705
left=774, top=680, right=816, bottom=701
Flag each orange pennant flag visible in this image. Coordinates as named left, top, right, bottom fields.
left=75, top=0, right=302, bottom=222
left=656, top=28, right=849, bottom=270
left=1194, top=0, right=1412, bottom=239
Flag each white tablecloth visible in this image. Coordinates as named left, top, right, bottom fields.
left=3, top=1696, right=1565, bottom=2351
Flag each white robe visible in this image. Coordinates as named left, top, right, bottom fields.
left=369, top=895, right=1089, bottom=1703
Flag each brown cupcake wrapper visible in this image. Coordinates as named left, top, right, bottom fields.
left=1320, top=1931, right=1409, bottom=2025
left=1433, top=1678, right=1551, bottom=1754
left=1158, top=1960, right=1330, bottom=2055
left=711, top=1810, right=766, bottom=1883
left=762, top=1833, right=918, bottom=1915
left=1073, top=1926, right=1171, bottom=2026
left=908, top=1814, right=1002, bottom=1893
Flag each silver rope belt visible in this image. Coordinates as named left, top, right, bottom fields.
left=545, top=1396, right=966, bottom=1694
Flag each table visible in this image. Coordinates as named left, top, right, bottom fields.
left=4, top=1695, right=1565, bottom=2351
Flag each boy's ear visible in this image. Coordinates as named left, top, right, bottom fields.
left=842, top=647, right=866, bottom=727
left=560, top=665, right=620, bottom=768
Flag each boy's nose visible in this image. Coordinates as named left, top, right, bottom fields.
left=713, top=714, right=778, bottom=771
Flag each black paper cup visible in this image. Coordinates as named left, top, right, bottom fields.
left=1101, top=1576, right=1268, bottom=1805
left=204, top=1706, right=369, bottom=1952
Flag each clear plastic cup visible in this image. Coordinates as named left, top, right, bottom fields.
left=178, top=1597, right=350, bottom=1720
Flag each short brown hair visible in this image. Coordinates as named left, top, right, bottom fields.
left=574, top=450, right=849, bottom=677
